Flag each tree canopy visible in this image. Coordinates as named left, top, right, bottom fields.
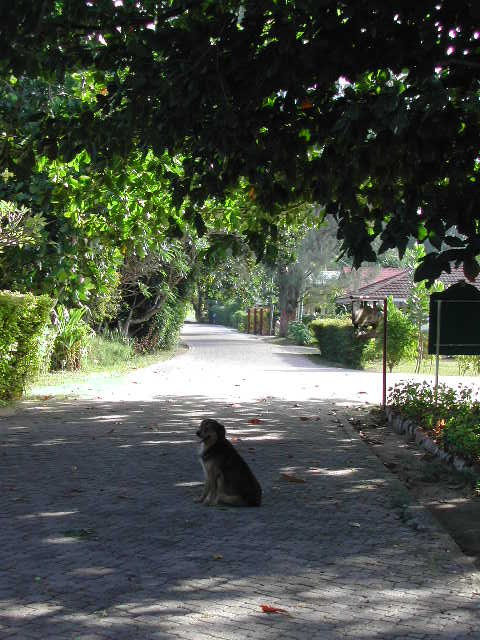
left=2, top=1, right=480, bottom=281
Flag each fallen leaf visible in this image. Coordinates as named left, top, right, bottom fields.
left=248, top=447, right=256, bottom=452
left=248, top=418, right=263, bottom=425
left=357, top=391, right=368, bottom=395
left=42, top=395, right=52, bottom=401
left=212, top=554, right=224, bottom=561
left=349, top=522, right=361, bottom=528
left=299, top=416, right=311, bottom=422
left=281, top=473, right=306, bottom=484
left=261, top=604, right=288, bottom=614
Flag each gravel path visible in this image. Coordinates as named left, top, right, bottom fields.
left=1, top=324, right=479, bottom=639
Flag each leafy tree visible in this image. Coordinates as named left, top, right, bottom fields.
left=405, top=246, right=444, bottom=372
left=2, top=1, right=479, bottom=282
left=0, top=200, right=44, bottom=251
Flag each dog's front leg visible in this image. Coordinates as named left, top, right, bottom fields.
left=194, top=484, right=209, bottom=503
left=202, top=468, right=219, bottom=506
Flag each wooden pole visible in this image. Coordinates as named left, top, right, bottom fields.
left=382, top=298, right=388, bottom=407
left=254, top=307, right=258, bottom=334
left=260, top=307, right=264, bottom=335
left=247, top=308, right=251, bottom=334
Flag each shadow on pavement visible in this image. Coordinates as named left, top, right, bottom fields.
left=0, top=395, right=477, bottom=639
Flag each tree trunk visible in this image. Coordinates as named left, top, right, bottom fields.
left=277, top=263, right=301, bottom=337
left=194, top=288, right=204, bottom=322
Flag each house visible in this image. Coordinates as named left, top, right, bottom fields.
left=335, top=266, right=480, bottom=310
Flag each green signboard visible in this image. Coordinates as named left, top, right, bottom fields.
left=428, top=281, right=480, bottom=355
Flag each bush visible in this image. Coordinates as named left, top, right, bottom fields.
left=310, top=317, right=371, bottom=368
left=232, top=309, right=248, bottom=331
left=388, top=381, right=480, bottom=465
left=457, top=355, right=480, bottom=376
left=0, top=290, right=53, bottom=401
left=287, top=321, right=313, bottom=345
left=51, top=305, right=93, bottom=371
left=209, top=302, right=242, bottom=326
left=136, top=300, right=188, bottom=354
left=87, top=333, right=135, bottom=367
left=377, top=297, right=416, bottom=372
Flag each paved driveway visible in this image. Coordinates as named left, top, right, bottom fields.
left=1, top=324, right=479, bottom=639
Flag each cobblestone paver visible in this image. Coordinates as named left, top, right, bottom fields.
left=1, top=326, right=479, bottom=639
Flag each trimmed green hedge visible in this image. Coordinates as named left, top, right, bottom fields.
left=310, top=318, right=371, bottom=368
left=0, top=291, right=53, bottom=401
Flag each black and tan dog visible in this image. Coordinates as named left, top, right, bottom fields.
left=195, top=418, right=262, bottom=507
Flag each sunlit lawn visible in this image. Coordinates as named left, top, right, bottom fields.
left=364, top=357, right=463, bottom=376
left=27, top=335, right=185, bottom=398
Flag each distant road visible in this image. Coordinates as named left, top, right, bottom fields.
left=114, top=323, right=480, bottom=405
left=29, top=323, right=480, bottom=405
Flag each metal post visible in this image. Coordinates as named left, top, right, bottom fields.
left=435, top=299, right=442, bottom=402
left=382, top=298, right=388, bottom=408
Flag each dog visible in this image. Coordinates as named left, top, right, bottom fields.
left=195, top=418, right=262, bottom=507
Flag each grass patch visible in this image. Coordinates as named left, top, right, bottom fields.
left=365, top=357, right=466, bottom=376
left=26, top=334, right=185, bottom=398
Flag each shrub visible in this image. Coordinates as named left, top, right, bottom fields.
left=287, top=321, right=313, bottom=345
left=232, top=310, right=248, bottom=331
left=51, top=306, right=93, bottom=371
left=136, top=300, right=188, bottom=353
left=310, top=317, right=371, bottom=368
left=209, top=302, right=242, bottom=326
left=377, top=297, right=416, bottom=372
left=87, top=333, right=135, bottom=368
left=457, top=355, right=480, bottom=376
left=388, top=380, right=480, bottom=465
left=0, top=290, right=53, bottom=401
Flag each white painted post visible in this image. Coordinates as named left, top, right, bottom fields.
left=434, top=299, right=442, bottom=402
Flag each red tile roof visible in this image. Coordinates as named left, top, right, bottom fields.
left=337, top=266, right=480, bottom=304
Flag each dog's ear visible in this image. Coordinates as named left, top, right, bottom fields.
left=213, top=420, right=226, bottom=440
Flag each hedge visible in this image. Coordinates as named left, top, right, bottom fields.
left=0, top=291, right=53, bottom=401
left=310, top=317, right=371, bottom=368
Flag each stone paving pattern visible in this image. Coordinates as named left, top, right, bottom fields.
left=2, top=325, right=480, bottom=639
left=1, top=391, right=479, bottom=640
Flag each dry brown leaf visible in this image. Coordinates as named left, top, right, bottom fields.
left=281, top=473, right=306, bottom=484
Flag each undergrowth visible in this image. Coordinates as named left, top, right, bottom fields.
left=388, top=381, right=480, bottom=466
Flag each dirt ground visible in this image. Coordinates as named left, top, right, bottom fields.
left=338, top=405, right=480, bottom=569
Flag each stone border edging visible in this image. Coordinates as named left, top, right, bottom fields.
left=385, top=407, right=480, bottom=479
